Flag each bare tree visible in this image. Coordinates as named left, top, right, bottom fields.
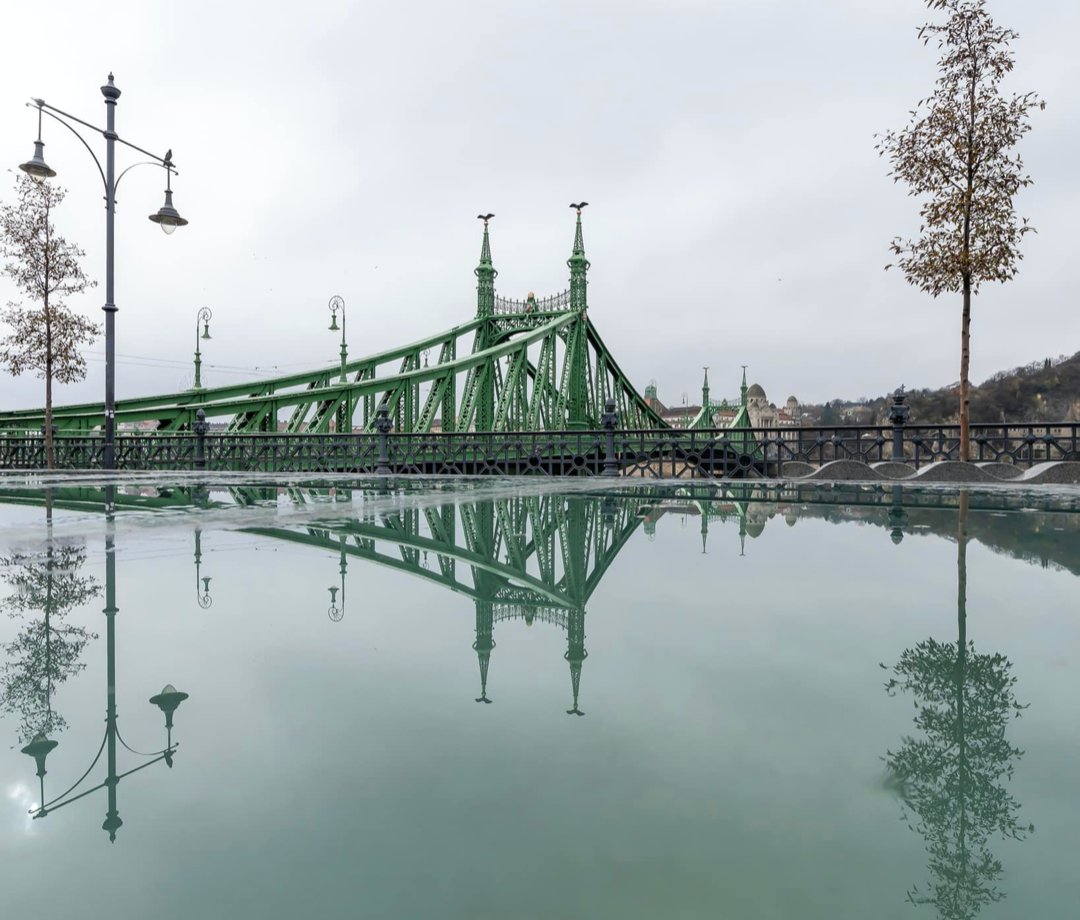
left=877, top=0, right=1043, bottom=460
left=1, top=174, right=100, bottom=469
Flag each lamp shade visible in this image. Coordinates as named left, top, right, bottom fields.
left=149, top=190, right=188, bottom=233
left=21, top=733, right=58, bottom=777
left=19, top=141, right=56, bottom=179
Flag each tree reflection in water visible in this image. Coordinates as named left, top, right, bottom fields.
left=1, top=542, right=99, bottom=744
left=882, top=494, right=1033, bottom=919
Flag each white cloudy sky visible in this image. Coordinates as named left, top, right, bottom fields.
left=0, top=0, right=1076, bottom=411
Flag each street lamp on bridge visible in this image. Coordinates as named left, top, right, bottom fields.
left=193, top=308, right=212, bottom=390
left=18, top=75, right=188, bottom=470
left=328, top=295, right=348, bottom=385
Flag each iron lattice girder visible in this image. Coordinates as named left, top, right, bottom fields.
left=234, top=490, right=640, bottom=612
left=0, top=312, right=667, bottom=434
left=0, top=317, right=485, bottom=431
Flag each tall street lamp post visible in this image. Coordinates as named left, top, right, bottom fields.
left=18, top=74, right=189, bottom=470
left=193, top=308, right=212, bottom=389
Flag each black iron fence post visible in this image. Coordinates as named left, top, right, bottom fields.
left=375, top=406, right=392, bottom=475
left=888, top=386, right=910, bottom=463
left=194, top=409, right=209, bottom=470
left=601, top=397, right=619, bottom=478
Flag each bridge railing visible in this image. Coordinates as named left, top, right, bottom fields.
left=1, top=422, right=1078, bottom=475
left=493, top=290, right=571, bottom=314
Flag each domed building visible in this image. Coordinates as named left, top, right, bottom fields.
left=742, top=379, right=800, bottom=429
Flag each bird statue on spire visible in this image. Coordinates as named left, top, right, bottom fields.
left=569, top=202, right=589, bottom=214
left=477, top=213, right=494, bottom=225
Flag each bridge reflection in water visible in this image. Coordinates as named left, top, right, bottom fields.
left=0, top=480, right=1061, bottom=893
left=0, top=480, right=860, bottom=721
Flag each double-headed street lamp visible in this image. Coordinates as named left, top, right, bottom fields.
left=18, top=74, right=188, bottom=470
left=193, top=307, right=212, bottom=389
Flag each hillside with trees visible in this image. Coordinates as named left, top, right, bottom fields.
left=804, top=351, right=1080, bottom=425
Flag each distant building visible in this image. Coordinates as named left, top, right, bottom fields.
left=745, top=383, right=801, bottom=429
left=650, top=369, right=802, bottom=431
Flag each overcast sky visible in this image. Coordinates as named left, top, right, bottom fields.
left=1, top=0, right=1076, bottom=412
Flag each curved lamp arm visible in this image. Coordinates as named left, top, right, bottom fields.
left=27, top=100, right=179, bottom=196
left=115, top=159, right=178, bottom=194
left=33, top=97, right=174, bottom=165
left=32, top=103, right=106, bottom=192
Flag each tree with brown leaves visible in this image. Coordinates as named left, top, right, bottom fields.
left=1, top=174, right=100, bottom=469
left=877, top=0, right=1043, bottom=461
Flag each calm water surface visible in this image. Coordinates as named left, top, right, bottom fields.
left=1, top=477, right=1078, bottom=920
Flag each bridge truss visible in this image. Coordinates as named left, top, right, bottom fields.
left=0, top=212, right=666, bottom=438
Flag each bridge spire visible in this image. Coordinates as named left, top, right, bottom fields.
left=475, top=213, right=497, bottom=318
left=567, top=203, right=589, bottom=313
left=473, top=600, right=495, bottom=703
left=740, top=365, right=748, bottom=407
left=701, top=366, right=710, bottom=415
left=565, top=607, right=587, bottom=716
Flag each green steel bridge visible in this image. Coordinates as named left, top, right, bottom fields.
left=0, top=211, right=677, bottom=438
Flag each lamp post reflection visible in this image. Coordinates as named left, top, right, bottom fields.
left=19, top=487, right=190, bottom=842
left=888, top=485, right=909, bottom=544
left=327, top=534, right=347, bottom=622
left=194, top=529, right=212, bottom=609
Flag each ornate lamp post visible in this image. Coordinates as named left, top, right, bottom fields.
left=18, top=76, right=188, bottom=470
left=192, top=308, right=212, bottom=390
left=888, top=385, right=911, bottom=462
left=328, top=295, right=347, bottom=385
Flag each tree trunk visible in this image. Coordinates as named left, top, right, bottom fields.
left=960, top=280, right=971, bottom=462
left=955, top=491, right=969, bottom=871
left=960, top=59, right=976, bottom=465
left=45, top=322, right=54, bottom=472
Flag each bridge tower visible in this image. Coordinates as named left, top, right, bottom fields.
left=566, top=205, right=591, bottom=430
